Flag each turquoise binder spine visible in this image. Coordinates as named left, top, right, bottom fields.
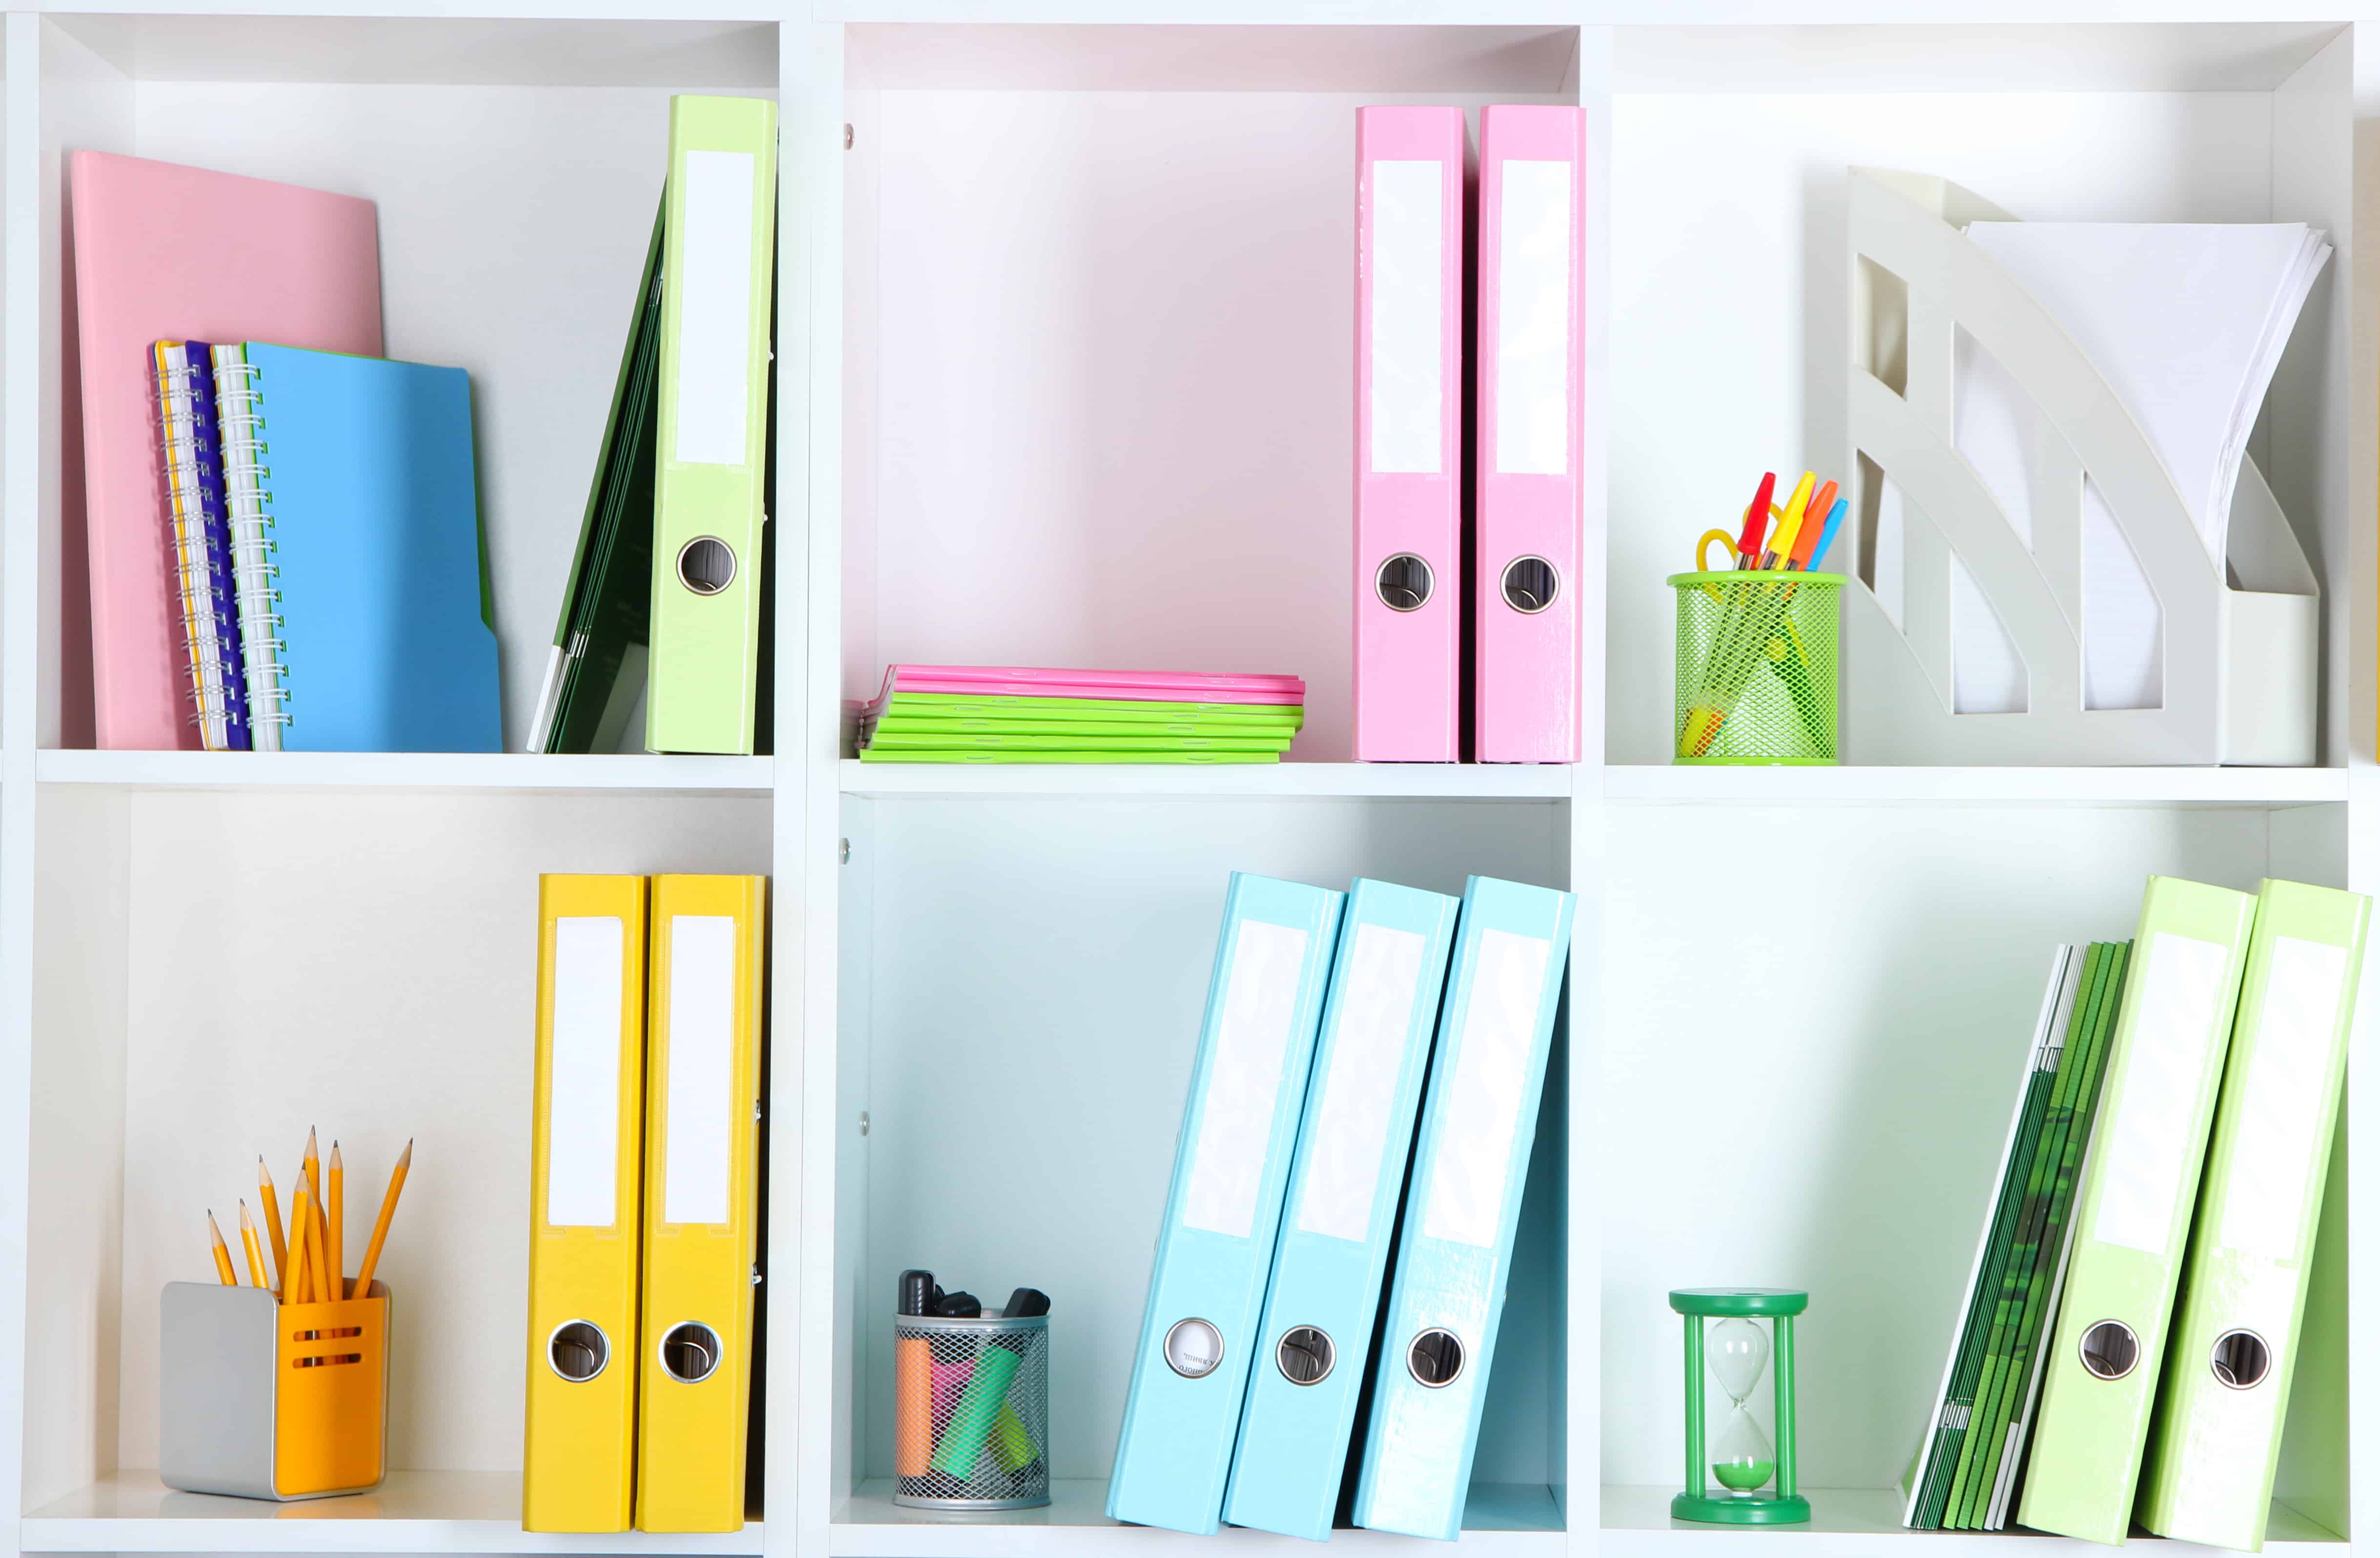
left=1351, top=875, right=1577, bottom=1541
left=1107, top=872, right=1347, bottom=1535
left=1222, top=879, right=1460, bottom=1540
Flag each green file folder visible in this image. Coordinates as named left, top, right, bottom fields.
left=2018, top=876, right=2257, bottom=1546
left=647, top=94, right=776, bottom=755
left=2136, top=879, right=2368, bottom=1552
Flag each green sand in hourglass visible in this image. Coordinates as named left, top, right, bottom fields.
left=1669, top=1288, right=1811, bottom=1525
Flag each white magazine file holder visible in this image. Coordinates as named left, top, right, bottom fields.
left=1844, top=168, right=2318, bottom=767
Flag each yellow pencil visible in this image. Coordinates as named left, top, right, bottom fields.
left=351, top=1139, right=411, bottom=1297
left=287, top=1184, right=314, bottom=1305
left=257, top=1157, right=288, bottom=1294
left=302, top=1127, right=327, bottom=1282
left=237, top=1201, right=268, bottom=1288
left=327, top=1142, right=345, bottom=1301
left=303, top=1184, right=330, bottom=1306
left=207, top=1211, right=238, bottom=1287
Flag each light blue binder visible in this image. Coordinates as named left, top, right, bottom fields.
left=241, top=344, right=500, bottom=751
left=1108, top=872, right=1346, bottom=1535
left=1222, top=878, right=1458, bottom=1540
left=1352, top=875, right=1576, bottom=1541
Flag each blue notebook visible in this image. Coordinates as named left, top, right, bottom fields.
left=220, top=344, right=499, bottom=751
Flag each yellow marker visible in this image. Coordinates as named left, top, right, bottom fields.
left=257, top=1157, right=289, bottom=1294
left=208, top=1211, right=238, bottom=1287
left=237, top=1201, right=268, bottom=1288
left=1764, top=473, right=1816, bottom=568
left=352, top=1140, right=410, bottom=1296
left=287, top=1184, right=315, bottom=1305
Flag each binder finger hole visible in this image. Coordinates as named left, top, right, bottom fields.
left=660, top=1321, right=722, bottom=1384
left=2211, top=1329, right=2271, bottom=1390
left=1276, top=1326, right=1334, bottom=1386
left=2079, top=1320, right=2139, bottom=1381
left=1407, top=1328, right=1465, bottom=1388
left=1500, top=556, right=1560, bottom=614
left=677, top=536, right=737, bottom=596
left=547, top=1320, right=609, bottom=1382
left=1375, top=553, right=1434, bottom=612
left=1163, top=1318, right=1224, bottom=1379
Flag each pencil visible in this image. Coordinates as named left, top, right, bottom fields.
left=237, top=1201, right=268, bottom=1289
left=207, top=1211, right=238, bottom=1287
left=302, top=1127, right=327, bottom=1283
left=304, top=1183, right=330, bottom=1305
left=287, top=1183, right=314, bottom=1305
left=351, top=1139, right=411, bottom=1297
left=328, top=1143, right=345, bottom=1302
left=257, top=1157, right=288, bottom=1294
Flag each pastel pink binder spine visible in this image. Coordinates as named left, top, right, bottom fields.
left=70, top=151, right=382, bottom=750
left=1353, top=107, right=1466, bottom=763
left=1473, top=105, right=1583, bottom=764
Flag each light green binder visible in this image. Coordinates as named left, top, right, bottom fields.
left=2018, top=876, right=2257, bottom=1546
left=2135, top=879, right=2368, bottom=1552
left=647, top=94, right=777, bottom=754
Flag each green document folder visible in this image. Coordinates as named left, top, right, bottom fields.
left=1903, top=945, right=2087, bottom=1530
left=855, top=748, right=1278, bottom=765
left=2018, top=876, right=2257, bottom=1547
left=864, top=729, right=1293, bottom=753
left=2136, top=879, right=2369, bottom=1551
left=647, top=94, right=777, bottom=755
left=868, top=717, right=1296, bottom=743
left=880, top=691, right=1304, bottom=727
left=1978, top=940, right=2128, bottom=1529
left=528, top=198, right=664, bottom=754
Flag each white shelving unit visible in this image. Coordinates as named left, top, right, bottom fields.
left=0, top=9, right=2372, bottom=1558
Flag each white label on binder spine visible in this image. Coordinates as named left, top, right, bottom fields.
left=675, top=149, right=757, bottom=467
left=1496, top=160, right=1572, bottom=477
left=548, top=916, right=625, bottom=1227
left=2092, top=931, right=2229, bottom=1256
left=1183, top=920, right=1310, bottom=1240
left=1297, top=923, right=1429, bottom=1243
left=2219, top=935, right=2348, bottom=1259
left=1370, top=160, right=1443, bottom=476
left=663, top=915, right=738, bottom=1225
left=1423, top=929, right=1552, bottom=1248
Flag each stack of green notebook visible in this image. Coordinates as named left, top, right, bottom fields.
left=855, top=665, right=1304, bottom=765
left=1903, top=940, right=2130, bottom=1532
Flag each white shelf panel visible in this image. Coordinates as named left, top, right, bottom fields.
left=37, top=750, right=773, bottom=797
left=840, top=760, right=1572, bottom=800
left=1600, top=765, right=2348, bottom=808
left=20, top=1471, right=762, bottom=1555
left=1598, top=1486, right=2340, bottom=1552
left=829, top=1479, right=1560, bottom=1558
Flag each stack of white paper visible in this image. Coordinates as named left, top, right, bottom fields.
left=1917, top=221, right=2329, bottom=714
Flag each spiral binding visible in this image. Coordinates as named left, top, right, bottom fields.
left=214, top=354, right=293, bottom=746
left=155, top=355, right=234, bottom=748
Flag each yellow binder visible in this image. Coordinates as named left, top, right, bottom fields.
left=524, top=875, right=649, bottom=1533
left=636, top=874, right=767, bottom=1532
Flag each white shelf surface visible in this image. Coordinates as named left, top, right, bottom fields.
left=1600, top=765, right=2349, bottom=807
left=1598, top=1487, right=2341, bottom=1551
left=829, top=1479, right=1560, bottom=1557
left=36, top=750, right=773, bottom=796
left=20, top=1471, right=762, bottom=1555
left=839, top=760, right=1573, bottom=800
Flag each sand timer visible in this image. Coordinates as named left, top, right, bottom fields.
left=1669, top=1288, right=1810, bottom=1524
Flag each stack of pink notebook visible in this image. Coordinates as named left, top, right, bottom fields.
left=857, top=666, right=1305, bottom=764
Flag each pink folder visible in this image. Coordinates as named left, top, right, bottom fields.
left=1353, top=106, right=1466, bottom=763
left=1473, top=105, right=1583, bottom=764
left=71, top=151, right=382, bottom=750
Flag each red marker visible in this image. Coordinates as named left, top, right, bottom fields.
left=1735, top=472, right=1776, bottom=570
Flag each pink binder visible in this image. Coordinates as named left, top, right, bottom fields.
left=71, top=151, right=382, bottom=750
left=1353, top=107, right=1466, bottom=763
left=1473, top=105, right=1584, bottom=764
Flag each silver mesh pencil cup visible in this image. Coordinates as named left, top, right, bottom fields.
left=893, top=1311, right=1050, bottom=1510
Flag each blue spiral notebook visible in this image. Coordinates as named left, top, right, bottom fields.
left=215, top=343, right=500, bottom=751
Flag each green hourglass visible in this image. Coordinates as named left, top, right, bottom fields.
left=1670, top=1288, right=1810, bottom=1524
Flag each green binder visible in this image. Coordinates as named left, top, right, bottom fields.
left=529, top=198, right=664, bottom=754
left=2136, top=879, right=2368, bottom=1551
left=647, top=94, right=777, bottom=755
left=2018, top=876, right=2257, bottom=1546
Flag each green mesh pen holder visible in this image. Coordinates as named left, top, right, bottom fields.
left=1670, top=572, right=1842, bottom=765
